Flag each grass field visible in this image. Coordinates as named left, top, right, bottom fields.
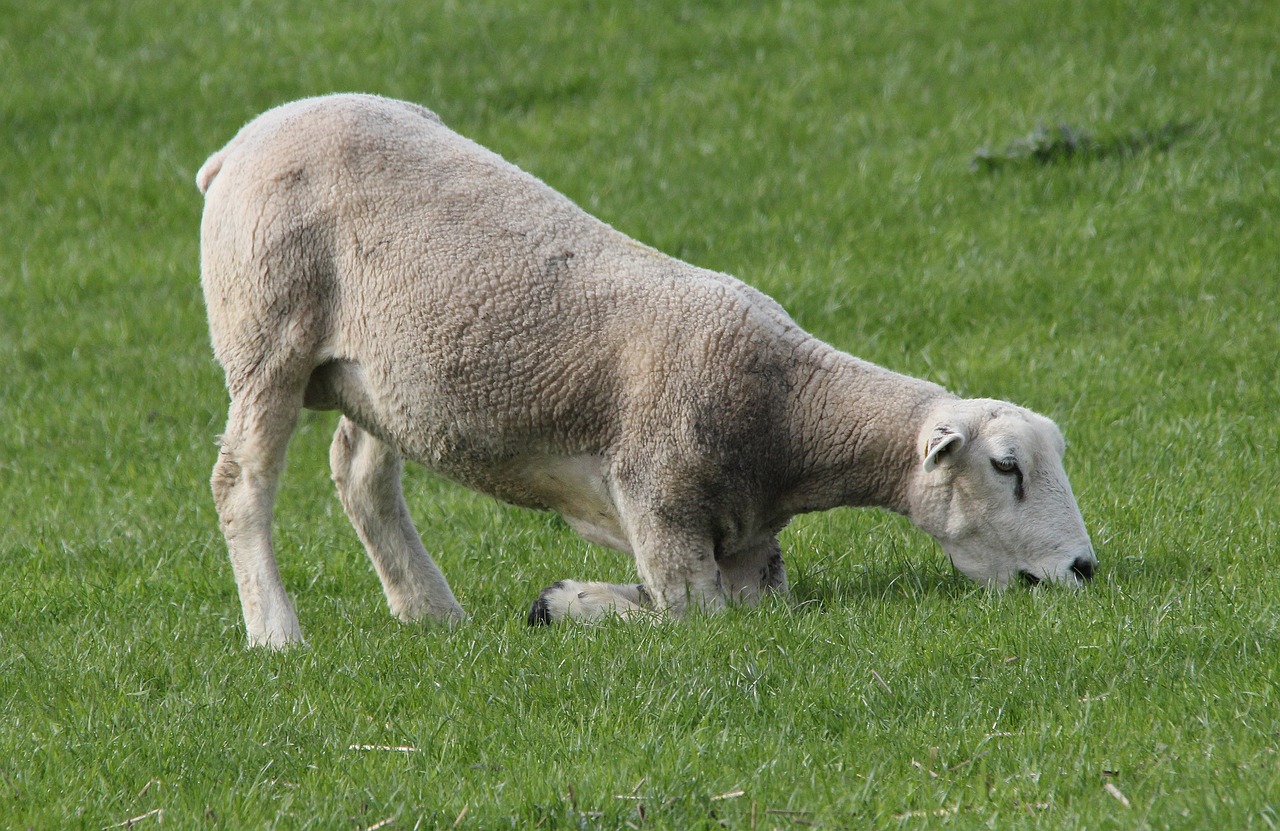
left=2, top=0, right=1278, bottom=827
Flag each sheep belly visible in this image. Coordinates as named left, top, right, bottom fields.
left=498, top=454, right=632, bottom=554
left=306, top=361, right=629, bottom=552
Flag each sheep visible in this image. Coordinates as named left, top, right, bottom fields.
left=196, top=93, right=1096, bottom=647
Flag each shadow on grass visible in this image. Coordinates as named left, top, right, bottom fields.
left=971, top=120, right=1196, bottom=171
left=783, top=560, right=1122, bottom=612
left=786, top=566, right=973, bottom=610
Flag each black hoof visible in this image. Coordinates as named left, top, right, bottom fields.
left=526, top=581, right=564, bottom=626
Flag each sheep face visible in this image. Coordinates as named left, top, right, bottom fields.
left=911, top=400, right=1096, bottom=588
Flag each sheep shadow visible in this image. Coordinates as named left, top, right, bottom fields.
left=783, top=563, right=976, bottom=611
left=971, top=120, right=1196, bottom=171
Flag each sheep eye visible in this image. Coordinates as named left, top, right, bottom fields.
left=991, top=458, right=1025, bottom=500
left=992, top=458, right=1018, bottom=474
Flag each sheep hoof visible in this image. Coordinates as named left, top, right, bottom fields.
left=247, top=629, right=307, bottom=650
left=527, top=581, right=566, bottom=625
left=395, top=602, right=468, bottom=628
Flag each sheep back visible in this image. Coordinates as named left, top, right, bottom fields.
left=197, top=93, right=814, bottom=512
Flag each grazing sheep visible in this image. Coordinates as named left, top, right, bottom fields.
left=197, top=93, right=1096, bottom=647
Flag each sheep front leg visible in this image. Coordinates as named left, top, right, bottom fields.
left=329, top=417, right=465, bottom=625
left=717, top=536, right=789, bottom=605
left=631, top=528, right=726, bottom=619
left=212, top=395, right=304, bottom=648
left=526, top=493, right=725, bottom=625
left=526, top=537, right=786, bottom=625
left=613, top=483, right=727, bottom=618
left=525, top=539, right=723, bottom=625
left=527, top=581, right=653, bottom=625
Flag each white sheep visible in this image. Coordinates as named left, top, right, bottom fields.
left=197, top=93, right=1096, bottom=647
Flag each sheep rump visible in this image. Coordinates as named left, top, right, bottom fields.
left=198, top=94, right=1095, bottom=647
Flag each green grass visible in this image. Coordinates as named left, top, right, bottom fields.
left=2, top=0, right=1278, bottom=827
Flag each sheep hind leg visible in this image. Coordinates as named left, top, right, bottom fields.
left=329, top=417, right=465, bottom=625
left=212, top=392, right=305, bottom=649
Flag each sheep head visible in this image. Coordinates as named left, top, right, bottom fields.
left=908, top=399, right=1096, bottom=588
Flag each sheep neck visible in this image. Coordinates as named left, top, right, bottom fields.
left=781, top=344, right=952, bottom=520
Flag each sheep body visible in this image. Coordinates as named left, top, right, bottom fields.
left=198, top=94, right=1095, bottom=646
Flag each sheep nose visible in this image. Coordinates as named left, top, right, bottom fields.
left=1071, top=556, right=1095, bottom=582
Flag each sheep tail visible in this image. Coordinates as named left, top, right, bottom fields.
left=196, top=149, right=227, bottom=195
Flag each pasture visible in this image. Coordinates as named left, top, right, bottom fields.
left=2, top=0, right=1277, bottom=827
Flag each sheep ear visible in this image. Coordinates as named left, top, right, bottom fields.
left=923, top=424, right=966, bottom=471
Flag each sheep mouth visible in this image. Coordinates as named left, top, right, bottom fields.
left=1018, top=557, right=1095, bottom=587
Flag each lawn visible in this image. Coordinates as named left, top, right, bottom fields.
left=1, top=0, right=1277, bottom=827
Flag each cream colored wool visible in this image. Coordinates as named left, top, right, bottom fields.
left=198, top=94, right=1095, bottom=647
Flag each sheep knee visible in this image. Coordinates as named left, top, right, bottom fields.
left=210, top=450, right=241, bottom=516
left=636, top=559, right=726, bottom=618
left=329, top=419, right=356, bottom=491
left=718, top=538, right=788, bottom=605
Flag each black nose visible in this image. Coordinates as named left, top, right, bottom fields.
left=1018, top=569, right=1041, bottom=587
left=1071, top=557, right=1095, bottom=582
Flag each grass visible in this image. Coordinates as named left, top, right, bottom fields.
left=2, top=0, right=1278, bottom=827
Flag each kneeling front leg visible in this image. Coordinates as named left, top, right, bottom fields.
left=717, top=536, right=789, bottom=605
left=528, top=489, right=727, bottom=624
left=527, top=581, right=652, bottom=625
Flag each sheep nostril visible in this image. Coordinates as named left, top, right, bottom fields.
left=1071, top=557, right=1095, bottom=582
left=1018, top=570, right=1041, bottom=587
